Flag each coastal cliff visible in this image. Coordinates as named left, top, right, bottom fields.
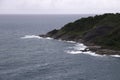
left=39, top=13, right=120, bottom=55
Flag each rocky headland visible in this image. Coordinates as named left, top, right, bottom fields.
left=39, top=13, right=120, bottom=55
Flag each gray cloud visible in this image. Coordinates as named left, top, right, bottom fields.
left=0, top=0, right=120, bottom=14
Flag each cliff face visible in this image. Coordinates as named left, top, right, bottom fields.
left=40, top=13, right=120, bottom=51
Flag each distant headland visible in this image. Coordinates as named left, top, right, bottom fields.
left=39, top=13, right=120, bottom=55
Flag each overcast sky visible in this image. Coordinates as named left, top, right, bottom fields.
left=0, top=0, right=120, bottom=14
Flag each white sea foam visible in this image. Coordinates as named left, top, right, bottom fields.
left=66, top=50, right=103, bottom=57
left=110, top=55, right=120, bottom=58
left=45, top=37, right=53, bottom=40
left=67, top=49, right=120, bottom=57
left=58, top=40, right=76, bottom=43
left=74, top=43, right=87, bottom=50
left=66, top=50, right=82, bottom=54
left=66, top=42, right=120, bottom=57
left=21, top=35, right=53, bottom=40
left=82, top=51, right=104, bottom=57
left=21, top=35, right=120, bottom=58
left=66, top=41, right=76, bottom=43
left=21, top=35, right=42, bottom=39
left=66, top=42, right=104, bottom=57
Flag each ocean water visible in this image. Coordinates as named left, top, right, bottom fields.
left=0, top=14, right=120, bottom=80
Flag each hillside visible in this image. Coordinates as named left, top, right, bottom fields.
left=40, top=13, right=120, bottom=55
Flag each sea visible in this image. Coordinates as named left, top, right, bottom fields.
left=0, top=14, right=120, bottom=80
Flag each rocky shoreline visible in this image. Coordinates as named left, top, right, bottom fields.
left=39, top=34, right=120, bottom=56
left=84, top=44, right=120, bottom=55
left=39, top=13, right=120, bottom=56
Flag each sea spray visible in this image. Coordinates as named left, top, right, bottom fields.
left=21, top=35, right=53, bottom=40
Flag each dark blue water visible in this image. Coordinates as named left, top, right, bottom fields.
left=0, top=14, right=120, bottom=80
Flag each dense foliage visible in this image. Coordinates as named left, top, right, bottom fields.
left=47, top=13, right=120, bottom=50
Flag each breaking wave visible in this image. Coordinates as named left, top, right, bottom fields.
left=110, top=55, right=120, bottom=58
left=21, top=35, right=42, bottom=39
left=66, top=43, right=120, bottom=58
left=66, top=41, right=76, bottom=43
left=66, top=43, right=104, bottom=57
left=21, top=35, right=120, bottom=58
left=73, top=43, right=87, bottom=50
left=66, top=50, right=103, bottom=57
left=20, top=35, right=53, bottom=40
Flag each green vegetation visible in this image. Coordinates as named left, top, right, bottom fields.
left=46, top=13, right=120, bottom=50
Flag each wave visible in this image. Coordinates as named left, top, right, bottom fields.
left=21, top=35, right=53, bottom=40
left=58, top=39, right=76, bottom=43
left=59, top=40, right=120, bottom=58
left=66, top=50, right=82, bottom=54
left=21, top=35, right=120, bottom=58
left=66, top=43, right=120, bottom=57
left=110, top=55, right=120, bottom=58
left=65, top=43, right=105, bottom=57
left=66, top=49, right=120, bottom=58
left=21, top=35, right=42, bottom=39
left=74, top=43, right=87, bottom=50
left=45, top=37, right=53, bottom=40
left=66, top=50, right=103, bottom=57
left=66, top=41, right=76, bottom=43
